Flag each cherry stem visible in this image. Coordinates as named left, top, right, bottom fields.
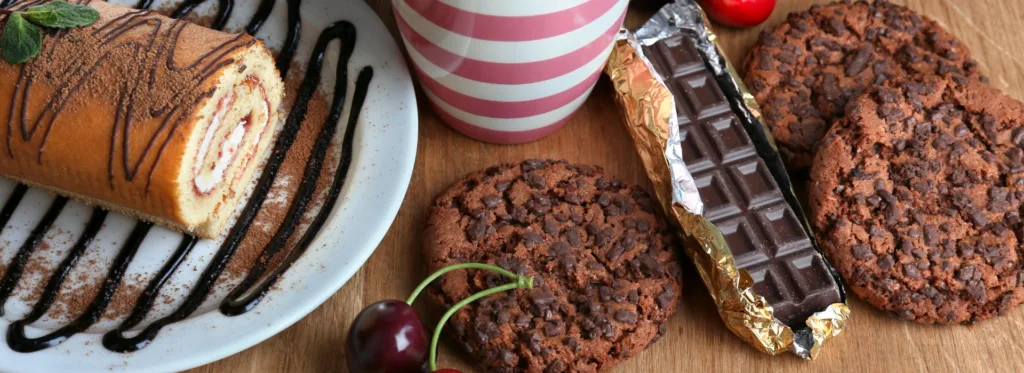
left=429, top=275, right=533, bottom=371
left=405, top=263, right=519, bottom=305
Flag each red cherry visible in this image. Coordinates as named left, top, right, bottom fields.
left=433, top=370, right=462, bottom=373
left=346, top=300, right=429, bottom=373
left=698, top=0, right=776, bottom=28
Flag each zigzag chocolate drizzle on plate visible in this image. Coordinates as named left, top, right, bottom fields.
left=0, top=0, right=372, bottom=353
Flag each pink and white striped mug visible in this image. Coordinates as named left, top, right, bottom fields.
left=393, top=0, right=629, bottom=144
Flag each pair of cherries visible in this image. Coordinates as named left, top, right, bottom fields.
left=346, top=263, right=534, bottom=373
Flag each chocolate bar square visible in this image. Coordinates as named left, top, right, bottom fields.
left=644, top=34, right=841, bottom=327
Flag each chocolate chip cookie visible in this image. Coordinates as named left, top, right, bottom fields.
left=743, top=0, right=984, bottom=170
left=423, top=160, right=683, bottom=372
left=809, top=74, right=1024, bottom=324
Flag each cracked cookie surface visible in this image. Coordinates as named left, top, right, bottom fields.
left=743, top=0, right=983, bottom=170
left=423, top=160, right=683, bottom=372
left=809, top=74, right=1024, bottom=324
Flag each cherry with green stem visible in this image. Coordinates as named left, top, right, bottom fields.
left=346, top=263, right=534, bottom=373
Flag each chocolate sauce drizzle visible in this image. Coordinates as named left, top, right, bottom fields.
left=1, top=0, right=373, bottom=355
left=172, top=0, right=233, bottom=31
left=7, top=218, right=150, bottom=353
left=0, top=184, right=27, bottom=233
left=223, top=37, right=373, bottom=316
left=219, top=22, right=360, bottom=315
left=0, top=196, right=68, bottom=317
left=160, top=0, right=302, bottom=75
left=7, top=209, right=109, bottom=348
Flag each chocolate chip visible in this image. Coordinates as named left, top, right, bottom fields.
left=603, top=323, right=617, bottom=338
left=564, top=228, right=581, bottom=247
left=911, top=181, right=931, bottom=194
left=474, top=321, right=500, bottom=344
left=467, top=218, right=490, bottom=241
left=544, top=219, right=560, bottom=235
left=524, top=172, right=546, bottom=189
left=656, top=286, right=675, bottom=309
left=495, top=181, right=510, bottom=193
left=1010, top=127, right=1024, bottom=147
left=612, top=291, right=627, bottom=303
left=970, top=211, right=989, bottom=227
left=511, top=206, right=529, bottom=224
left=527, top=194, right=552, bottom=214
left=521, top=159, right=545, bottom=172
left=903, top=263, right=921, bottom=279
left=620, top=234, right=637, bottom=251
left=526, top=331, right=543, bottom=352
left=597, top=286, right=614, bottom=302
left=482, top=195, right=503, bottom=208
left=495, top=309, right=511, bottom=324
left=531, top=290, right=556, bottom=306
left=637, top=255, right=666, bottom=277
left=878, top=255, right=895, bottom=270
left=515, top=314, right=531, bottom=328
left=899, top=238, right=915, bottom=255
left=824, top=17, right=847, bottom=35
left=958, top=265, right=977, bottom=282
left=584, top=300, right=603, bottom=316
left=565, top=337, right=580, bottom=352
left=544, top=321, right=564, bottom=337
left=550, top=241, right=571, bottom=255
left=923, top=225, right=940, bottom=246
left=845, top=45, right=874, bottom=77
left=570, top=212, right=583, bottom=224
left=595, top=228, right=613, bottom=246
left=853, top=244, right=875, bottom=259
left=613, top=309, right=638, bottom=325
left=966, top=280, right=987, bottom=303
left=877, top=87, right=899, bottom=103
left=522, top=231, right=543, bottom=248
left=499, top=349, right=515, bottom=365
left=606, top=244, right=626, bottom=262
left=545, top=360, right=565, bottom=373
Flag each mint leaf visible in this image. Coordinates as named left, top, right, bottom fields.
left=23, top=0, right=99, bottom=29
left=1, top=13, right=42, bottom=64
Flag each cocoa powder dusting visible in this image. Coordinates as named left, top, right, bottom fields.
left=49, top=282, right=101, bottom=322
left=25, top=8, right=247, bottom=160
left=104, top=275, right=144, bottom=319
left=222, top=68, right=338, bottom=281
left=17, top=241, right=54, bottom=306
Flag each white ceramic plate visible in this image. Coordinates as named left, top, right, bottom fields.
left=0, top=0, right=416, bottom=371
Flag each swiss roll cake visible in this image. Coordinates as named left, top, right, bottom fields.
left=0, top=1, right=285, bottom=238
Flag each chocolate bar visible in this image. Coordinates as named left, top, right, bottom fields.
left=643, top=36, right=841, bottom=326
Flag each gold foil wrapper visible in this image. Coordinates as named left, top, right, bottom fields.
left=604, top=1, right=850, bottom=359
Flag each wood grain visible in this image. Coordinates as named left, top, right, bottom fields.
left=189, top=1, right=1024, bottom=372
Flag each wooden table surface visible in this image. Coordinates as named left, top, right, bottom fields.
left=190, top=1, right=1024, bottom=372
